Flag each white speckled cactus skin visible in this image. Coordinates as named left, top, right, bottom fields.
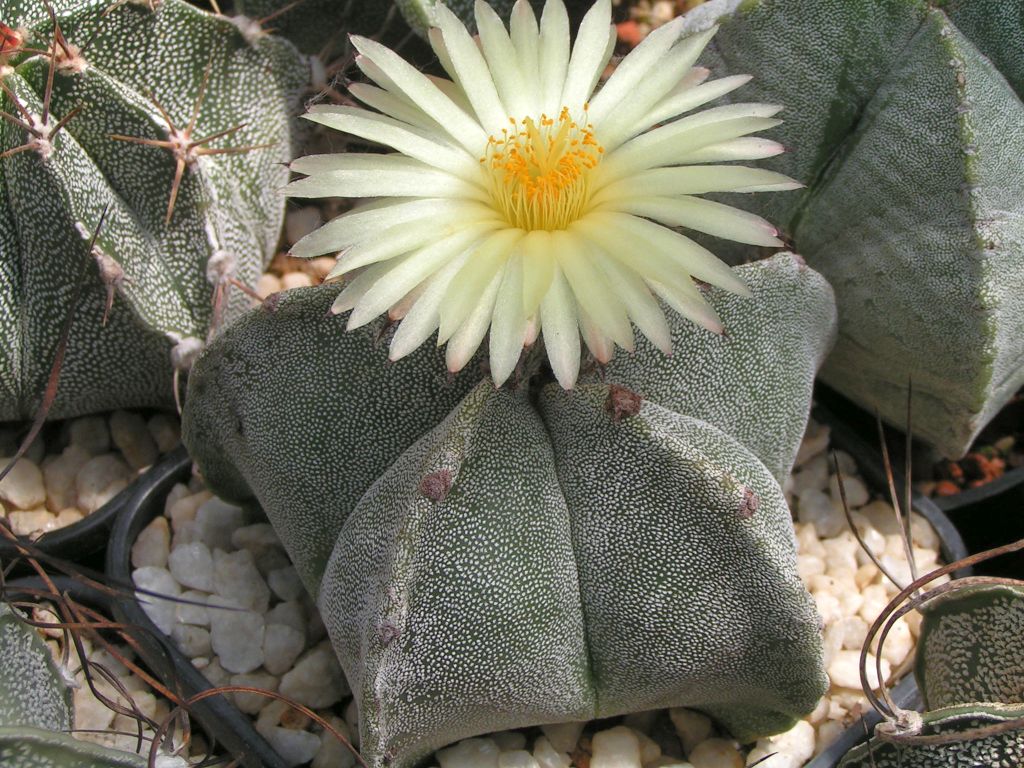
left=838, top=583, right=1024, bottom=767
left=184, top=254, right=836, bottom=767
left=0, top=0, right=307, bottom=422
left=682, top=0, right=1024, bottom=458
left=0, top=603, right=148, bottom=767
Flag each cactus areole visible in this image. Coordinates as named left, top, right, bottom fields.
left=0, top=0, right=306, bottom=422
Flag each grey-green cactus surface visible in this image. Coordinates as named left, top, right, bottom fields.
left=683, top=0, right=1024, bottom=458
left=184, top=254, right=836, bottom=767
left=0, top=0, right=307, bottom=422
left=916, top=582, right=1024, bottom=710
left=0, top=604, right=148, bottom=767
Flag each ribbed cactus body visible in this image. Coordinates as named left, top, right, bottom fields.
left=184, top=254, right=836, bottom=767
left=0, top=0, right=307, bottom=421
left=684, top=0, right=1024, bottom=458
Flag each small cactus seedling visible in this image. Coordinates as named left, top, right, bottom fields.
left=0, top=0, right=308, bottom=422
left=183, top=254, right=837, bottom=768
left=682, top=0, right=1024, bottom=458
left=837, top=579, right=1024, bottom=767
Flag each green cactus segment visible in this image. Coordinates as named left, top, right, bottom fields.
left=837, top=703, right=1024, bottom=768
left=230, top=0, right=393, bottom=55
left=320, top=383, right=594, bottom=768
left=539, top=384, right=826, bottom=740
left=598, top=254, right=836, bottom=483
left=915, top=583, right=1024, bottom=710
left=938, top=0, right=1024, bottom=99
left=0, top=0, right=307, bottom=421
left=316, top=382, right=825, bottom=768
left=0, top=604, right=71, bottom=731
left=182, top=285, right=481, bottom=595
left=687, top=0, right=1024, bottom=457
left=0, top=727, right=147, bottom=768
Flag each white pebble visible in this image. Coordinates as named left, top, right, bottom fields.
left=814, top=721, right=844, bottom=755
left=492, top=731, right=527, bottom=751
left=669, top=708, right=713, bottom=756
left=910, top=513, right=939, bottom=550
left=312, top=716, right=357, bottom=768
left=437, top=738, right=501, bottom=768
left=132, top=566, right=181, bottom=635
left=230, top=671, right=279, bottom=714
left=263, top=623, right=307, bottom=676
left=257, top=273, right=282, bottom=299
left=499, top=751, right=540, bottom=768
left=813, top=591, right=842, bottom=625
left=540, top=722, right=585, bottom=755
left=213, top=548, right=271, bottom=613
left=757, top=720, right=814, bottom=765
left=822, top=535, right=859, bottom=575
left=231, top=523, right=280, bottom=555
left=75, top=454, right=132, bottom=513
left=208, top=595, right=265, bottom=674
left=635, top=729, right=661, bottom=764
left=282, top=271, right=313, bottom=290
left=74, top=682, right=116, bottom=732
left=268, top=566, right=305, bottom=602
left=132, top=517, right=170, bottom=569
left=147, top=414, right=181, bottom=453
left=279, top=641, right=348, bottom=708
left=592, top=726, right=641, bottom=768
left=828, top=650, right=890, bottom=690
left=176, top=590, right=211, bottom=626
left=42, top=445, right=90, bottom=510
left=168, top=541, right=214, bottom=592
left=880, top=617, right=913, bottom=667
left=532, top=737, right=571, bottom=768
left=8, top=509, right=57, bottom=537
left=688, top=738, right=743, bottom=768
left=195, top=497, right=246, bottom=550
left=744, top=749, right=796, bottom=768
left=256, top=723, right=321, bottom=768
left=794, top=421, right=830, bottom=466
left=266, top=601, right=307, bottom=636
left=110, top=410, right=159, bottom=470
left=830, top=474, right=869, bottom=509
left=796, top=489, right=846, bottom=538
left=858, top=584, right=890, bottom=623
left=69, top=416, right=110, bottom=455
left=797, top=555, right=825, bottom=581
left=171, top=623, right=212, bottom=658
left=0, top=457, right=46, bottom=510
left=791, top=454, right=829, bottom=498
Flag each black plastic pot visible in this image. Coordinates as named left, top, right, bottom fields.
left=105, top=449, right=289, bottom=768
left=0, top=459, right=153, bottom=573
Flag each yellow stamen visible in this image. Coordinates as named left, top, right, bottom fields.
left=481, top=106, right=603, bottom=231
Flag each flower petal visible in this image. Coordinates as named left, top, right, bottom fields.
left=610, top=195, right=783, bottom=247
left=590, top=249, right=672, bottom=354
left=389, top=249, right=472, bottom=360
left=446, top=263, right=506, bottom=373
left=538, top=0, right=570, bottom=115
left=642, top=73, right=753, bottom=130
left=552, top=229, right=633, bottom=352
left=592, top=165, right=802, bottom=204
left=434, top=4, right=508, bottom=133
left=593, top=27, right=719, bottom=149
left=588, top=16, right=686, bottom=126
left=578, top=304, right=615, bottom=364
left=439, top=227, right=526, bottom=343
left=671, top=136, right=786, bottom=163
left=348, top=222, right=497, bottom=328
left=331, top=260, right=394, bottom=315
left=292, top=198, right=486, bottom=259
left=560, top=0, right=613, bottom=110
left=475, top=0, right=531, bottom=117
left=520, top=229, right=555, bottom=318
left=646, top=276, right=723, bottom=335
left=540, top=265, right=580, bottom=388
left=303, top=106, right=476, bottom=177
left=348, top=82, right=440, bottom=132
left=286, top=155, right=488, bottom=201
left=350, top=35, right=487, bottom=153
left=510, top=0, right=541, bottom=103
left=490, top=253, right=530, bottom=386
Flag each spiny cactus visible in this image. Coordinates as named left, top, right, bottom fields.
left=183, top=254, right=836, bottom=768
left=682, top=0, right=1024, bottom=458
left=0, top=603, right=149, bottom=767
left=838, top=582, right=1024, bottom=767
left=0, top=0, right=308, bottom=422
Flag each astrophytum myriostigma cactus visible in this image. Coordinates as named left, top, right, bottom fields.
left=681, top=0, right=1024, bottom=458
left=0, top=603, right=149, bottom=767
left=183, top=253, right=836, bottom=768
left=0, top=0, right=307, bottom=422
left=838, top=582, right=1024, bottom=767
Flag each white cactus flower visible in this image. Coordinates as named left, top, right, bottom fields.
left=287, top=0, right=798, bottom=388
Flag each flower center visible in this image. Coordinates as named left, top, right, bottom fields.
left=481, top=106, right=604, bottom=231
